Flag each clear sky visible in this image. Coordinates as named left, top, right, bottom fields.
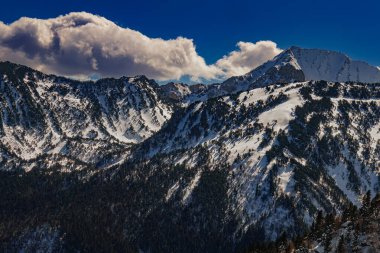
left=0, top=0, right=379, bottom=81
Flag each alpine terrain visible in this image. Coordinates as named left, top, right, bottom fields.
left=0, top=47, right=379, bottom=253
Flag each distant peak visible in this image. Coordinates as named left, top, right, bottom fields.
left=125, top=75, right=157, bottom=85
left=221, top=46, right=380, bottom=94
left=286, top=46, right=347, bottom=56
left=131, top=75, right=149, bottom=81
left=288, top=45, right=301, bottom=51
left=270, top=47, right=380, bottom=83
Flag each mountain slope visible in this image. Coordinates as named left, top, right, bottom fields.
left=291, top=46, right=380, bottom=83
left=246, top=193, right=380, bottom=253
left=114, top=80, right=379, bottom=250
left=1, top=80, right=379, bottom=252
left=0, top=62, right=173, bottom=166
left=0, top=51, right=380, bottom=253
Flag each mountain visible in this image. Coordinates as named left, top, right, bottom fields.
left=0, top=61, right=173, bottom=168
left=164, top=47, right=380, bottom=103
left=0, top=47, right=380, bottom=253
left=222, top=46, right=380, bottom=93
left=128, top=80, right=379, bottom=244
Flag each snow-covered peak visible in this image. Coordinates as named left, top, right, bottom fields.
left=287, top=46, right=380, bottom=83
left=218, top=47, right=380, bottom=98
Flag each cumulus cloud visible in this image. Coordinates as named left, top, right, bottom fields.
left=215, top=41, right=283, bottom=77
left=0, top=12, right=282, bottom=81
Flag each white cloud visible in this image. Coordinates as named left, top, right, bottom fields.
left=215, top=41, right=283, bottom=77
left=0, top=12, right=282, bottom=81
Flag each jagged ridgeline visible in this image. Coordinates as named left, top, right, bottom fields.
left=0, top=61, right=173, bottom=170
left=0, top=49, right=380, bottom=253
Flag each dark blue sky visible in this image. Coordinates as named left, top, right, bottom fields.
left=1, top=0, right=379, bottom=66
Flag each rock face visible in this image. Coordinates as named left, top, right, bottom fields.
left=159, top=82, right=191, bottom=102
left=0, top=47, right=380, bottom=253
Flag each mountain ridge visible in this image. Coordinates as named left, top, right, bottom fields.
left=0, top=47, right=379, bottom=252
left=0, top=61, right=173, bottom=166
left=158, top=46, right=380, bottom=104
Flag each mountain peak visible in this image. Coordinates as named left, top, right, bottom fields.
left=284, top=46, right=380, bottom=83
left=220, top=46, right=380, bottom=95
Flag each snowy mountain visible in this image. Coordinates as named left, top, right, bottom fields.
left=0, top=62, right=173, bottom=168
left=165, top=47, right=380, bottom=103
left=127, top=81, right=379, bottom=246
left=289, top=46, right=380, bottom=83
left=222, top=46, right=380, bottom=93
left=0, top=47, right=380, bottom=253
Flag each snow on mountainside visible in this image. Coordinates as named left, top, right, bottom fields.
left=221, top=46, right=380, bottom=94
left=290, top=46, right=380, bottom=83
left=1, top=49, right=380, bottom=253
left=126, top=81, right=380, bottom=248
left=0, top=62, right=173, bottom=166
left=163, top=47, right=380, bottom=104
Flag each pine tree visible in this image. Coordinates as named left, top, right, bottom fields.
left=313, top=210, right=324, bottom=231
left=322, top=215, right=334, bottom=253
left=336, top=235, right=346, bottom=253
left=351, top=231, right=360, bottom=253
left=361, top=190, right=372, bottom=216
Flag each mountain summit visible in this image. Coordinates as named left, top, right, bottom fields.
left=286, top=46, right=380, bottom=83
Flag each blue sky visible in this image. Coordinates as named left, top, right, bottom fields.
left=0, top=0, right=379, bottom=81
